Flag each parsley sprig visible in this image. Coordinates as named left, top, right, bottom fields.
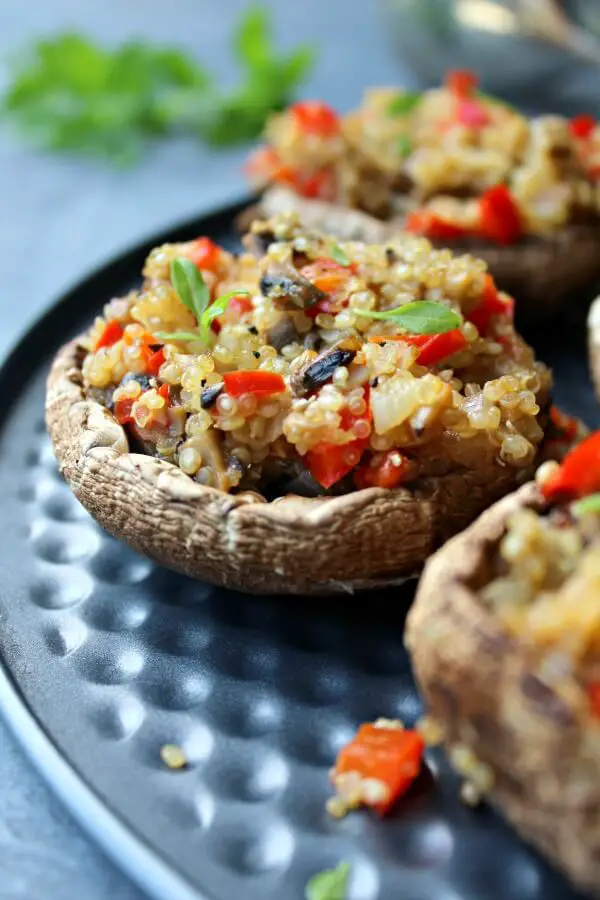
left=355, top=300, right=461, bottom=334
left=2, top=5, right=315, bottom=164
left=154, top=257, right=249, bottom=345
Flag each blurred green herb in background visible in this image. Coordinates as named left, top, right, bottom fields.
left=2, top=4, right=315, bottom=165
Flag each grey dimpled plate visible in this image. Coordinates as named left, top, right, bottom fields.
left=0, top=202, right=595, bottom=900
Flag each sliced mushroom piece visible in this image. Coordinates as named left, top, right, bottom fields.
left=200, top=382, right=225, bottom=409
left=290, top=338, right=361, bottom=397
left=266, top=315, right=301, bottom=352
left=260, top=266, right=325, bottom=311
left=406, top=483, right=600, bottom=895
left=192, top=428, right=230, bottom=492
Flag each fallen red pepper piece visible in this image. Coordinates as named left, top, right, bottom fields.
left=467, top=274, right=514, bottom=335
left=222, top=370, right=286, bottom=398
left=541, top=431, right=600, bottom=501
left=291, top=100, right=339, bottom=137
left=478, top=184, right=522, bottom=245
left=446, top=69, right=478, bottom=98
left=354, top=451, right=412, bottom=490
left=570, top=114, right=596, bottom=140
left=146, top=347, right=165, bottom=377
left=368, top=329, right=468, bottom=366
left=94, top=319, right=124, bottom=351
left=405, top=209, right=472, bottom=242
left=332, top=723, right=425, bottom=816
left=188, top=237, right=221, bottom=273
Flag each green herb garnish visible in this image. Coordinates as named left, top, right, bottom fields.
left=305, top=861, right=350, bottom=900
left=2, top=5, right=315, bottom=163
left=330, top=243, right=350, bottom=266
left=154, top=257, right=250, bottom=344
left=355, top=300, right=461, bottom=334
left=396, top=134, right=412, bottom=158
left=572, top=493, right=600, bottom=517
left=387, top=91, right=421, bottom=117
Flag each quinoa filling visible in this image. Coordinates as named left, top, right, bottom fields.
left=80, top=213, right=551, bottom=497
left=247, top=71, right=600, bottom=243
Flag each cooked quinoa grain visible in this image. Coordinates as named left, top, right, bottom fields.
left=80, top=213, right=551, bottom=496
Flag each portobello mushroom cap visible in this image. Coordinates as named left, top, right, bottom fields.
left=406, top=482, right=600, bottom=894
left=247, top=186, right=600, bottom=324
left=588, top=295, right=600, bottom=400
left=46, top=338, right=538, bottom=596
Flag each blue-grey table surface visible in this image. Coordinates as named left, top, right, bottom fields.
left=0, top=2, right=408, bottom=898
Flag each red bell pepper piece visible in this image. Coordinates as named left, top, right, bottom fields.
left=157, top=383, right=170, bottom=402
left=222, top=370, right=286, bottom=398
left=467, top=274, right=514, bottom=334
left=368, top=329, right=468, bottom=366
left=354, top=451, right=412, bottom=490
left=446, top=69, right=478, bottom=98
left=146, top=347, right=165, bottom=377
left=113, top=397, right=135, bottom=426
left=587, top=682, right=600, bottom=717
left=94, top=319, right=124, bottom=351
left=570, top=114, right=596, bottom=140
left=478, top=185, right=522, bottom=245
left=332, top=723, right=425, bottom=816
left=188, top=237, right=221, bottom=273
left=457, top=100, right=490, bottom=129
left=290, top=101, right=339, bottom=137
left=301, top=259, right=354, bottom=319
left=305, top=388, right=371, bottom=488
left=541, top=431, right=600, bottom=501
left=405, top=209, right=472, bottom=241
left=549, top=404, right=578, bottom=444
left=297, top=167, right=337, bottom=200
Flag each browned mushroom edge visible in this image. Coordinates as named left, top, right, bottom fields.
left=243, top=186, right=600, bottom=324
left=588, top=296, right=600, bottom=401
left=46, top=338, right=536, bottom=596
left=405, top=483, right=600, bottom=894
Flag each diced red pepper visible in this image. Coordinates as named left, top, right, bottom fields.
left=157, top=383, right=170, bottom=402
left=587, top=682, right=600, bottom=717
left=354, top=451, right=412, bottom=490
left=94, top=319, right=124, bottom=351
left=446, top=70, right=478, bottom=99
left=188, top=237, right=221, bottom=273
left=291, top=101, right=339, bottom=137
left=146, top=347, right=165, bottom=377
left=217, top=294, right=254, bottom=329
left=332, top=723, right=425, bottom=816
left=467, top=274, right=514, bottom=334
left=222, top=370, right=286, bottom=398
left=113, top=396, right=135, bottom=426
left=570, top=114, right=596, bottom=140
left=478, top=185, right=522, bottom=246
left=541, top=431, right=600, bottom=501
left=305, top=387, right=371, bottom=488
left=297, top=167, right=337, bottom=200
left=245, top=146, right=288, bottom=183
left=301, top=258, right=354, bottom=319
left=405, top=209, right=472, bottom=242
left=456, top=100, right=490, bottom=129
left=368, top=329, right=468, bottom=366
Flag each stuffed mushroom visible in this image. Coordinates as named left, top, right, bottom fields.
left=47, top=214, right=552, bottom=594
left=245, top=72, right=600, bottom=323
left=406, top=432, right=600, bottom=894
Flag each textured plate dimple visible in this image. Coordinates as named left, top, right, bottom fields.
left=0, top=202, right=595, bottom=900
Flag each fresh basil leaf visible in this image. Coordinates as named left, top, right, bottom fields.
left=170, top=257, right=210, bottom=322
left=397, top=134, right=412, bottom=158
left=355, top=301, right=461, bottom=334
left=387, top=91, right=421, bottom=117
left=153, top=330, right=201, bottom=342
left=305, top=861, right=350, bottom=900
left=200, top=290, right=251, bottom=331
left=330, top=244, right=350, bottom=266
left=572, top=493, right=600, bottom=517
